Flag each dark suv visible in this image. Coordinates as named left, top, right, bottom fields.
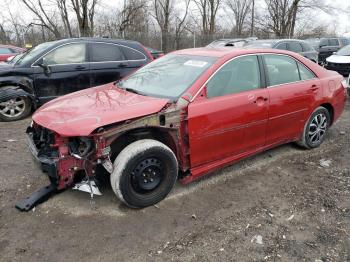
left=318, top=37, right=349, bottom=64
left=0, top=38, right=153, bottom=121
left=244, top=39, right=318, bottom=63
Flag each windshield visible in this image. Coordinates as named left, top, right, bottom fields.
left=336, top=45, right=350, bottom=56
left=15, top=42, right=55, bottom=65
left=8, top=53, right=24, bottom=64
left=117, top=54, right=217, bottom=100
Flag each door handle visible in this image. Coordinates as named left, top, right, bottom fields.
left=119, top=63, right=128, bottom=68
left=75, top=65, right=86, bottom=70
left=253, top=96, right=268, bottom=104
left=310, top=85, right=319, bottom=91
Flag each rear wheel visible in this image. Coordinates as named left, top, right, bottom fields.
left=0, top=96, right=31, bottom=121
left=110, top=139, right=178, bottom=208
left=297, top=107, right=330, bottom=149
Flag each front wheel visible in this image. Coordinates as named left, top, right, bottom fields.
left=110, top=139, right=178, bottom=208
left=297, top=107, right=330, bottom=149
left=0, top=96, right=32, bottom=121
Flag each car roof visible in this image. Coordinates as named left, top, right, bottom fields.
left=44, top=37, right=142, bottom=46
left=172, top=47, right=296, bottom=58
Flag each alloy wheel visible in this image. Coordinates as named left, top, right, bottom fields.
left=308, top=113, right=328, bottom=144
left=0, top=97, right=26, bottom=118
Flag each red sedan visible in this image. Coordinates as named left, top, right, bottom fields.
left=0, top=44, right=25, bottom=62
left=22, top=48, right=347, bottom=210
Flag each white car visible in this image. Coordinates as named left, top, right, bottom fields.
left=324, top=45, right=350, bottom=77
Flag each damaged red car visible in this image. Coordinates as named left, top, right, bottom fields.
left=20, top=48, right=347, bottom=210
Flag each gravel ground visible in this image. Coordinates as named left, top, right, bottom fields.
left=0, top=102, right=349, bottom=262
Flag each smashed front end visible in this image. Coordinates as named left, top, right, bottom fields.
left=16, top=121, right=111, bottom=211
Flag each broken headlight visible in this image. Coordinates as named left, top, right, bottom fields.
left=69, top=137, right=94, bottom=157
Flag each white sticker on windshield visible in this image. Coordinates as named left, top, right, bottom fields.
left=184, top=60, right=208, bottom=68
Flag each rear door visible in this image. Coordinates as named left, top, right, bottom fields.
left=263, top=54, right=322, bottom=145
left=187, top=55, right=269, bottom=167
left=33, top=42, right=90, bottom=102
left=89, top=42, right=131, bottom=87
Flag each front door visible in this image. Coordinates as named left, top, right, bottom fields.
left=187, top=55, right=269, bottom=168
left=33, top=42, right=90, bottom=103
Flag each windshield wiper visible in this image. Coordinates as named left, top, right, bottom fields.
left=124, top=87, right=141, bottom=95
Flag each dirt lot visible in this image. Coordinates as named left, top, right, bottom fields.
left=0, top=102, right=349, bottom=262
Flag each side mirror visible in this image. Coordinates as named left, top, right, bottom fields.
left=37, top=58, right=51, bottom=75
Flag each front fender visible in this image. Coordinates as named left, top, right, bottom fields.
left=0, top=86, right=35, bottom=105
left=0, top=76, right=36, bottom=106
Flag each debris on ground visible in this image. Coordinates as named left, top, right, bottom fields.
left=319, top=159, right=332, bottom=167
left=286, top=214, right=294, bottom=221
left=251, top=235, right=263, bottom=245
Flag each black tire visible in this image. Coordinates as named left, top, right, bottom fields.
left=0, top=96, right=32, bottom=122
left=110, top=139, right=178, bottom=208
left=297, top=107, right=330, bottom=149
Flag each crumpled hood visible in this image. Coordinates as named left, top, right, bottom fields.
left=33, top=83, right=169, bottom=136
left=0, top=63, right=13, bottom=73
left=326, top=55, right=350, bottom=64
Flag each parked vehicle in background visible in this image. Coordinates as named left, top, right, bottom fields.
left=23, top=48, right=347, bottom=210
left=324, top=45, right=350, bottom=76
left=146, top=47, right=164, bottom=59
left=318, top=37, right=349, bottom=64
left=244, top=39, right=318, bottom=63
left=0, top=45, right=25, bottom=62
left=0, top=38, right=153, bottom=121
left=305, top=38, right=321, bottom=51
left=206, top=38, right=248, bottom=48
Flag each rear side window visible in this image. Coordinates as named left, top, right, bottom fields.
left=329, top=39, right=339, bottom=46
left=120, top=46, right=146, bottom=60
left=301, top=42, right=312, bottom=51
left=288, top=42, right=303, bottom=53
left=207, top=55, right=261, bottom=98
left=275, top=43, right=288, bottom=50
left=340, top=38, right=349, bottom=46
left=298, top=62, right=315, bottom=80
left=0, top=48, right=13, bottom=54
left=264, top=55, right=300, bottom=86
left=91, top=43, right=124, bottom=62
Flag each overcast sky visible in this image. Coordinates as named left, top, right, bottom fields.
left=2, top=0, right=350, bottom=36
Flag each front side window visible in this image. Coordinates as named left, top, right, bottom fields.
left=91, top=43, right=124, bottom=62
left=320, top=39, right=329, bottom=47
left=207, top=55, right=261, bottom=98
left=264, top=55, right=300, bottom=86
left=43, top=43, right=87, bottom=65
left=117, top=54, right=216, bottom=100
left=288, top=42, right=303, bottom=53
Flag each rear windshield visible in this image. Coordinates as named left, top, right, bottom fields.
left=117, top=54, right=217, bottom=100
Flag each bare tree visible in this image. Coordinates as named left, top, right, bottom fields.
left=193, top=0, right=221, bottom=42
left=264, top=0, right=333, bottom=38
left=118, top=0, right=147, bottom=36
left=21, top=0, right=62, bottom=38
left=57, top=0, right=73, bottom=37
left=71, top=0, right=98, bottom=37
left=225, top=0, right=252, bottom=36
left=174, top=0, right=191, bottom=49
left=153, top=0, right=173, bottom=52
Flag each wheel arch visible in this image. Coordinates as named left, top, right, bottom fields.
left=319, top=103, right=334, bottom=125
left=109, top=127, right=179, bottom=162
